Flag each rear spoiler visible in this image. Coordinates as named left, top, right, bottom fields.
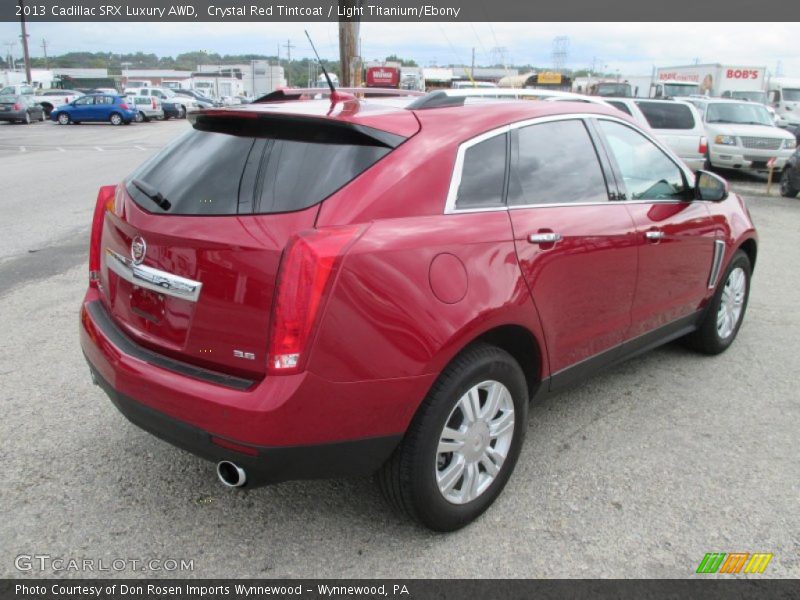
left=188, top=110, right=407, bottom=149
left=254, top=87, right=425, bottom=103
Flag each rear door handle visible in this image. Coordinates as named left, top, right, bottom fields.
left=645, top=230, right=665, bottom=241
left=528, top=232, right=563, bottom=244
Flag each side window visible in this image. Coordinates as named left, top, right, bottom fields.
left=635, top=101, right=696, bottom=130
left=508, top=119, right=609, bottom=206
left=598, top=120, right=689, bottom=201
left=607, top=101, right=633, bottom=116
left=454, top=133, right=507, bottom=210
left=74, top=97, right=92, bottom=106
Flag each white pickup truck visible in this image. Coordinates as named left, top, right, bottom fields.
left=32, top=89, right=84, bottom=117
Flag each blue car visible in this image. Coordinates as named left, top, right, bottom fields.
left=51, top=94, right=137, bottom=125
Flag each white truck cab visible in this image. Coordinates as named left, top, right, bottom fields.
left=651, top=80, right=700, bottom=98
left=768, top=78, right=800, bottom=127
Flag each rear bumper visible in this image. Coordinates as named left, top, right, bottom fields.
left=88, top=364, right=400, bottom=486
left=80, top=292, right=431, bottom=484
left=0, top=110, right=27, bottom=121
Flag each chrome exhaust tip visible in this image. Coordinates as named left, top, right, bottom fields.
left=216, top=461, right=246, bottom=488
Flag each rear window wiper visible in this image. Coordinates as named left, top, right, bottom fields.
left=131, top=178, right=171, bottom=211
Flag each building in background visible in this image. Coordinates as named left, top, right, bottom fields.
left=196, top=61, right=286, bottom=98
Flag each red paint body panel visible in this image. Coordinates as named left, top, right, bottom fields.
left=80, top=97, right=757, bottom=468
left=509, top=205, right=639, bottom=374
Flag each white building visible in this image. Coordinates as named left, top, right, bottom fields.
left=196, top=61, right=286, bottom=97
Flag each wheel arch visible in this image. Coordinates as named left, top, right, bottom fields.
left=737, top=237, right=757, bottom=270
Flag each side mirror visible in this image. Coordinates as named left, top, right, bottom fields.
left=695, top=170, right=729, bottom=202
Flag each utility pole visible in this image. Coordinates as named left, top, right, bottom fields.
left=18, top=0, right=33, bottom=83
left=283, top=38, right=294, bottom=85
left=471, top=47, right=475, bottom=80
left=338, top=0, right=361, bottom=87
left=41, top=38, right=48, bottom=69
left=4, top=42, right=14, bottom=70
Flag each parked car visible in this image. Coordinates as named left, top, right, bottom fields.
left=685, top=97, right=797, bottom=172
left=0, top=83, right=35, bottom=97
left=32, top=89, right=84, bottom=116
left=172, top=88, right=219, bottom=108
left=0, top=94, right=45, bottom=124
left=780, top=148, right=800, bottom=198
left=126, top=93, right=164, bottom=122
left=51, top=94, right=137, bottom=125
left=126, top=87, right=199, bottom=118
left=80, top=93, right=757, bottom=531
left=605, top=98, right=707, bottom=170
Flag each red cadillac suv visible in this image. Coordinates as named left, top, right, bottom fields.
left=80, top=89, right=757, bottom=531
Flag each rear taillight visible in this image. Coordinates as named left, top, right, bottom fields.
left=89, top=185, right=116, bottom=288
left=152, top=98, right=157, bottom=109
left=119, top=102, right=130, bottom=110
left=267, top=226, right=363, bottom=375
left=699, top=136, right=708, bottom=155
left=64, top=97, right=68, bottom=104
left=12, top=103, right=21, bottom=111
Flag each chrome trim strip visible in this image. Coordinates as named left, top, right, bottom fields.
left=105, top=248, right=203, bottom=302
left=443, top=113, right=696, bottom=215
left=708, top=239, right=726, bottom=289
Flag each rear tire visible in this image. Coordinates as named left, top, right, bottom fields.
left=684, top=250, right=751, bottom=355
left=780, top=169, right=799, bottom=198
left=109, top=113, right=123, bottom=126
left=377, top=343, right=528, bottom=531
left=24, top=112, right=31, bottom=124
left=135, top=111, right=144, bottom=123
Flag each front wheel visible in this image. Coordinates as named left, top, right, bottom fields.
left=135, top=111, right=144, bottom=123
left=177, top=105, right=186, bottom=119
left=684, top=250, right=751, bottom=355
left=57, top=113, right=70, bottom=125
left=378, top=344, right=528, bottom=531
left=780, top=169, right=799, bottom=198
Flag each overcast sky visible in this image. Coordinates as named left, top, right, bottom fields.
left=1, top=22, right=798, bottom=77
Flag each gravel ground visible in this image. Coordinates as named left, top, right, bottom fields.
left=1, top=121, right=798, bottom=579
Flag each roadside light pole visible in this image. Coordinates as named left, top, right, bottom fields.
left=18, top=0, right=33, bottom=83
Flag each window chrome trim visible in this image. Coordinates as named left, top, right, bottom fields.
left=444, top=113, right=696, bottom=215
left=105, top=248, right=203, bottom=302
left=707, top=239, right=727, bottom=289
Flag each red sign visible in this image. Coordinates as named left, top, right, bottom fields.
left=366, top=67, right=400, bottom=88
left=725, top=69, right=762, bottom=80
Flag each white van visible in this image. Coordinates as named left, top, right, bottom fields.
left=767, top=77, right=800, bottom=127
left=605, top=98, right=707, bottom=171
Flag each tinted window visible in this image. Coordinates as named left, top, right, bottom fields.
left=455, top=133, right=507, bottom=209
left=127, top=126, right=392, bottom=215
left=636, top=101, right=696, bottom=130
left=598, top=120, right=688, bottom=201
left=508, top=120, right=608, bottom=206
left=607, top=100, right=633, bottom=116
left=74, top=97, right=92, bottom=105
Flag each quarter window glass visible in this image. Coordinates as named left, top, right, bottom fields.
left=607, top=101, right=633, bottom=116
left=508, top=120, right=608, bottom=205
left=636, top=101, right=696, bottom=130
left=599, top=120, right=688, bottom=200
left=455, top=133, right=507, bottom=209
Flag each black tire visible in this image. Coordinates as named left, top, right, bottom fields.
left=109, top=113, right=123, bottom=126
left=57, top=112, right=70, bottom=125
left=24, top=111, right=31, bottom=125
left=780, top=169, right=799, bottom=198
left=177, top=105, right=186, bottom=119
left=135, top=111, right=145, bottom=123
left=377, top=343, right=528, bottom=531
left=684, top=250, right=751, bottom=355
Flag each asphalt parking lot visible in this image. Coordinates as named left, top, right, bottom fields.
left=1, top=120, right=798, bottom=579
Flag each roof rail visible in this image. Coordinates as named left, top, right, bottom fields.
left=254, top=87, right=424, bottom=103
left=407, top=88, right=610, bottom=110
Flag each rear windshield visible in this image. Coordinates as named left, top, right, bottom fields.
left=126, top=116, right=397, bottom=215
left=636, top=102, right=696, bottom=130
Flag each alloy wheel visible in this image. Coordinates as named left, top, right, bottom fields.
left=435, top=380, right=515, bottom=505
left=717, top=267, right=746, bottom=339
